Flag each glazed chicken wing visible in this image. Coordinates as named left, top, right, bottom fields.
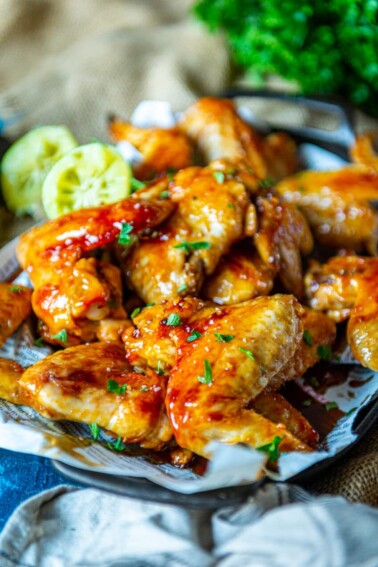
left=0, top=357, right=25, bottom=405
left=124, top=295, right=335, bottom=457
left=108, top=118, right=193, bottom=180
left=19, top=342, right=172, bottom=450
left=276, top=167, right=378, bottom=253
left=0, top=284, right=32, bottom=346
left=16, top=186, right=174, bottom=345
left=305, top=255, right=378, bottom=370
left=120, top=166, right=252, bottom=303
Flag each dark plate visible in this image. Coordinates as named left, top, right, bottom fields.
left=54, top=92, right=378, bottom=508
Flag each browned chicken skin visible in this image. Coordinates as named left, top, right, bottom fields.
left=108, top=119, right=193, bottom=180
left=305, top=255, right=378, bottom=370
left=16, top=187, right=174, bottom=345
left=124, top=295, right=335, bottom=457
left=0, top=284, right=32, bottom=346
left=19, top=342, right=172, bottom=450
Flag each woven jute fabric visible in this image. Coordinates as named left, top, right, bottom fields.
left=0, top=0, right=377, bottom=506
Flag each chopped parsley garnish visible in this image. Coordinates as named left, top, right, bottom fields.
left=197, top=359, right=213, bottom=384
left=213, top=171, right=225, bottom=184
left=159, top=190, right=170, bottom=199
left=118, top=222, right=135, bottom=246
left=130, top=307, right=142, bottom=319
left=239, top=347, right=255, bottom=361
left=303, top=330, right=313, bottom=347
left=107, top=379, right=127, bottom=395
left=317, top=345, right=332, bottom=360
left=215, top=333, right=234, bottom=343
left=145, top=302, right=155, bottom=308
left=52, top=329, right=68, bottom=343
left=309, top=376, right=320, bottom=388
left=325, top=401, right=339, bottom=411
left=165, top=313, right=183, bottom=326
left=177, top=284, right=188, bottom=293
left=33, top=337, right=45, bottom=348
left=174, top=241, right=211, bottom=254
left=187, top=330, right=202, bottom=342
left=157, top=360, right=164, bottom=375
left=257, top=435, right=284, bottom=463
left=166, top=168, right=176, bottom=181
left=130, top=177, right=147, bottom=193
left=107, top=436, right=125, bottom=452
left=257, top=178, right=273, bottom=189
left=10, top=286, right=22, bottom=293
left=89, top=423, right=100, bottom=441
left=227, top=203, right=235, bottom=210
left=302, top=400, right=312, bottom=407
left=140, top=385, right=149, bottom=393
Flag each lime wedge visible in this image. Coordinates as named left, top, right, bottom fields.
left=41, top=143, right=132, bottom=219
left=1, top=125, right=78, bottom=217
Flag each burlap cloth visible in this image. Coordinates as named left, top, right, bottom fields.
left=0, top=0, right=377, bottom=506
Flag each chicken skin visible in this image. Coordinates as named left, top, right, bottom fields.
left=121, top=165, right=252, bottom=303
left=0, top=284, right=32, bottom=346
left=276, top=167, right=378, bottom=253
left=19, top=342, right=172, bottom=450
left=16, top=186, right=174, bottom=345
left=305, top=255, right=378, bottom=371
left=123, top=295, right=335, bottom=457
left=0, top=357, right=25, bottom=405
left=108, top=118, right=193, bottom=180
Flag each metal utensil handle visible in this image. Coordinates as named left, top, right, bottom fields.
left=222, top=88, right=356, bottom=151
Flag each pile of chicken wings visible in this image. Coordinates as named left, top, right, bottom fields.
left=2, top=97, right=378, bottom=466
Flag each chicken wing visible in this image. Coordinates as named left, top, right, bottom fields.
left=202, top=244, right=274, bottom=305
left=120, top=165, right=252, bottom=303
left=305, top=255, right=378, bottom=370
left=276, top=167, right=378, bottom=253
left=19, top=342, right=172, bottom=450
left=0, top=357, right=25, bottom=405
left=108, top=118, right=193, bottom=180
left=16, top=186, right=174, bottom=345
left=124, top=295, right=335, bottom=457
left=0, top=284, right=32, bottom=346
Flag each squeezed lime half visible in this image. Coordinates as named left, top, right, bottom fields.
left=41, top=143, right=132, bottom=219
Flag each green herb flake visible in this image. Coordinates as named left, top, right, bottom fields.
left=346, top=407, right=357, bottom=416
left=52, top=329, right=68, bottom=343
left=187, top=330, right=202, bottom=342
left=227, top=203, right=235, bottom=210
left=214, top=333, right=234, bottom=343
left=140, top=385, right=149, bottom=393
left=303, top=330, right=313, bottom=347
left=197, top=359, right=213, bottom=384
left=257, top=435, right=284, bottom=463
left=159, top=190, right=170, bottom=199
left=107, top=436, right=125, bottom=452
left=118, top=222, right=134, bottom=246
left=130, top=177, right=147, bottom=193
left=166, top=168, right=177, bottom=182
left=10, top=286, right=22, bottom=293
left=239, top=347, right=255, bottom=361
left=33, top=337, right=45, bottom=348
left=177, top=284, right=188, bottom=293
left=130, top=307, right=142, bottom=319
left=309, top=376, right=320, bottom=388
left=89, top=423, right=100, bottom=441
left=165, top=313, right=183, bottom=326
left=156, top=360, right=165, bottom=376
left=213, top=171, right=225, bottom=184
left=257, top=178, right=273, bottom=189
left=174, top=241, right=210, bottom=254
left=302, top=400, right=312, bottom=407
left=145, top=302, right=155, bottom=308
left=107, top=379, right=128, bottom=395
left=317, top=345, right=332, bottom=360
left=325, top=401, right=339, bottom=411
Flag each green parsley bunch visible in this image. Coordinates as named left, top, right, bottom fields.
left=193, top=0, right=378, bottom=116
